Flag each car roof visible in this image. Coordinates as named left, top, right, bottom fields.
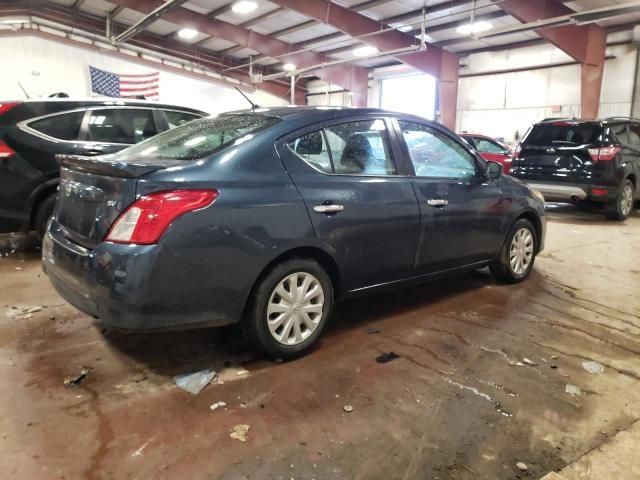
left=223, top=106, right=441, bottom=129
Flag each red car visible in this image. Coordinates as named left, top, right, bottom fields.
left=459, top=133, right=513, bottom=173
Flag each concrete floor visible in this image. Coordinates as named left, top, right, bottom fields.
left=1, top=205, right=639, bottom=480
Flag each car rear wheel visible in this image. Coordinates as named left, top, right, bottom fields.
left=490, top=218, right=537, bottom=283
left=34, top=192, right=57, bottom=240
left=244, top=258, right=334, bottom=359
left=606, top=179, right=634, bottom=221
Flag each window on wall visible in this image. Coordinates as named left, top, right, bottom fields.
left=380, top=74, right=437, bottom=120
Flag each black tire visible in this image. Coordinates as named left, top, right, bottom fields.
left=34, top=192, right=58, bottom=240
left=490, top=218, right=537, bottom=284
left=243, top=258, right=334, bottom=360
left=606, top=179, right=634, bottom=221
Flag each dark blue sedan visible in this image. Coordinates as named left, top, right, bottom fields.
left=43, top=107, right=546, bottom=358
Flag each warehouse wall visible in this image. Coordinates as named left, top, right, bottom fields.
left=456, top=42, right=637, bottom=144
left=0, top=34, right=288, bottom=113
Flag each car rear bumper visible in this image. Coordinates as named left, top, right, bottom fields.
left=526, top=182, right=617, bottom=203
left=42, top=219, right=241, bottom=331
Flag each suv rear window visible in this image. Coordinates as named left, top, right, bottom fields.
left=115, top=113, right=280, bottom=161
left=523, top=123, right=603, bottom=147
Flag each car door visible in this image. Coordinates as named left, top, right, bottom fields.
left=395, top=119, right=505, bottom=274
left=278, top=116, right=421, bottom=292
left=618, top=123, right=640, bottom=198
left=77, top=107, right=159, bottom=156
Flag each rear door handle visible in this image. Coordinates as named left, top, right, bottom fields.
left=427, top=199, right=448, bottom=207
left=313, top=204, right=344, bottom=214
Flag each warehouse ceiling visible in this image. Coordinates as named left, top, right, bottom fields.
left=0, top=0, right=639, bottom=96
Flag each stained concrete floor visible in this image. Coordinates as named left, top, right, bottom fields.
left=0, top=205, right=639, bottom=480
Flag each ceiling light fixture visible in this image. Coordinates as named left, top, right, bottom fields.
left=353, top=45, right=379, bottom=57
left=456, top=21, right=492, bottom=35
left=282, top=63, right=297, bottom=72
left=177, top=28, right=199, bottom=39
left=232, top=1, right=258, bottom=14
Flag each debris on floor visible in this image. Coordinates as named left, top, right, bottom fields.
left=343, top=405, right=354, bottom=413
left=516, top=462, right=528, bottom=471
left=522, top=357, right=538, bottom=366
left=236, top=369, right=250, bottom=377
left=210, top=401, right=227, bottom=411
left=364, top=325, right=381, bottom=335
left=173, top=369, right=217, bottom=395
left=230, top=424, right=250, bottom=442
left=63, top=367, right=91, bottom=388
left=565, top=384, right=582, bottom=397
left=375, top=352, right=399, bottom=363
left=582, top=361, right=604, bottom=374
left=6, top=305, right=44, bottom=320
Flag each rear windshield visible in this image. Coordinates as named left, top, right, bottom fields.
left=113, top=113, right=280, bottom=161
left=523, top=123, right=603, bottom=147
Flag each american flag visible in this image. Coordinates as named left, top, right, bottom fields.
left=89, top=66, right=159, bottom=100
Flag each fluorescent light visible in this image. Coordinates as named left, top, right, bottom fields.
left=0, top=19, right=27, bottom=24
left=282, top=63, right=296, bottom=72
left=232, top=1, right=258, bottom=14
left=456, top=21, right=492, bottom=35
left=177, top=28, right=198, bottom=39
left=353, top=45, right=379, bottom=57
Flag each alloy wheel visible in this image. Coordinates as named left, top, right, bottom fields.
left=620, top=184, right=634, bottom=217
left=266, top=272, right=325, bottom=345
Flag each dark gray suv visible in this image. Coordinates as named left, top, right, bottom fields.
left=43, top=107, right=546, bottom=358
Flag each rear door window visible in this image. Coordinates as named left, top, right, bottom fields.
left=524, top=123, right=602, bottom=147
left=164, top=110, right=202, bottom=129
left=28, top=111, right=85, bottom=141
left=624, top=124, right=640, bottom=147
left=325, top=119, right=396, bottom=175
left=86, top=108, right=158, bottom=144
left=287, top=130, right=333, bottom=173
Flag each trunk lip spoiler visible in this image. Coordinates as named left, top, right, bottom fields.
left=56, top=154, right=171, bottom=178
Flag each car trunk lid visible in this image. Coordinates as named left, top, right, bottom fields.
left=55, top=154, right=181, bottom=248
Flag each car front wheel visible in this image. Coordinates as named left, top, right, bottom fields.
left=490, top=218, right=537, bottom=283
left=244, top=258, right=334, bottom=359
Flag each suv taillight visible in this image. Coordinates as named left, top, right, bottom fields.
left=105, top=190, right=218, bottom=245
left=588, top=146, right=620, bottom=162
left=513, top=144, right=522, bottom=159
left=0, top=102, right=19, bottom=116
left=0, top=140, right=16, bottom=159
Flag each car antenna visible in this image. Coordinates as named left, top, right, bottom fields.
left=235, top=87, right=260, bottom=111
left=17, top=81, right=30, bottom=99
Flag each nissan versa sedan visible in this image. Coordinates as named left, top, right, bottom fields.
left=43, top=107, right=546, bottom=359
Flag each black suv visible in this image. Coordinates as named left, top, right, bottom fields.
left=0, top=99, right=206, bottom=236
left=511, top=117, right=640, bottom=220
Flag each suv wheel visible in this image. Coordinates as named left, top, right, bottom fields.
left=35, top=192, right=58, bottom=240
left=490, top=218, right=537, bottom=283
left=606, top=179, right=634, bottom=221
left=244, top=258, right=334, bottom=359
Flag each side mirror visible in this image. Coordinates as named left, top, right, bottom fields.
left=486, top=161, right=502, bottom=180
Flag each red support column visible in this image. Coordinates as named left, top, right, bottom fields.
left=580, top=25, right=607, bottom=119
left=438, top=51, right=459, bottom=130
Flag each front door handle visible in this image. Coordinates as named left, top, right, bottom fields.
left=313, top=204, right=344, bottom=214
left=427, top=199, right=448, bottom=207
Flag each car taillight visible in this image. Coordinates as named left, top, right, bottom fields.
left=105, top=189, right=218, bottom=245
left=588, top=146, right=620, bottom=162
left=0, top=140, right=16, bottom=159
left=0, top=102, right=19, bottom=116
